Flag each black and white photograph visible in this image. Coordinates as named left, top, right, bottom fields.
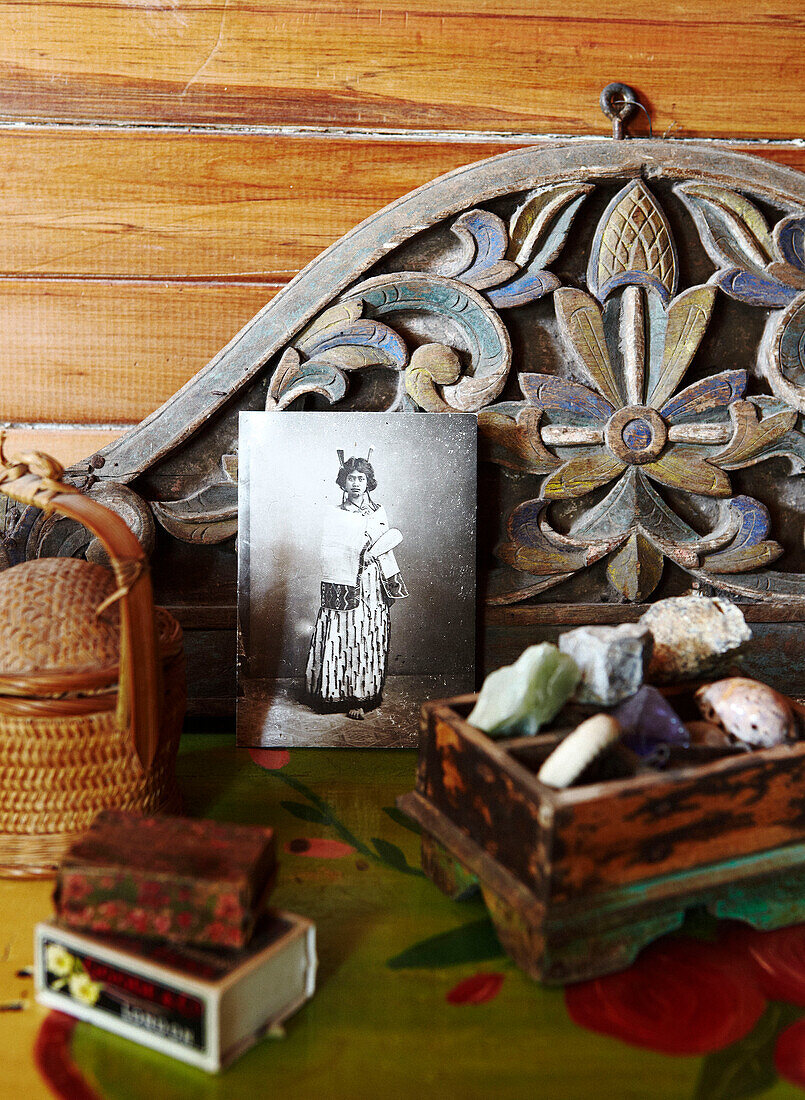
left=237, top=412, right=476, bottom=747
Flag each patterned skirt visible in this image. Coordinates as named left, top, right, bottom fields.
left=304, top=559, right=390, bottom=711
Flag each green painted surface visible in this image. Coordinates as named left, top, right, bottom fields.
left=68, top=736, right=805, bottom=1099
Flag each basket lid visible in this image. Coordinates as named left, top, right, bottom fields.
left=0, top=557, right=179, bottom=690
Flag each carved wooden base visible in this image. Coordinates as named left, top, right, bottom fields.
left=400, top=791, right=805, bottom=986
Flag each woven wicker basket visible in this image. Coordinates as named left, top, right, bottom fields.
left=0, top=450, right=185, bottom=877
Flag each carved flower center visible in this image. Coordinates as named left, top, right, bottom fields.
left=605, top=406, right=668, bottom=465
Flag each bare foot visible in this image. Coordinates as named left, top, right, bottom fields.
left=347, top=708, right=365, bottom=721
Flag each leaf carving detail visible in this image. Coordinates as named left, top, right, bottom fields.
left=405, top=344, right=462, bottom=412
left=152, top=483, right=237, bottom=544
left=643, top=447, right=732, bottom=498
left=541, top=450, right=624, bottom=500
left=478, top=408, right=561, bottom=474
left=701, top=496, right=783, bottom=573
left=606, top=532, right=663, bottom=602
left=675, top=183, right=774, bottom=275
left=648, top=285, right=717, bottom=410
left=486, top=269, right=560, bottom=309
left=298, top=319, right=408, bottom=367
left=442, top=209, right=514, bottom=287
left=507, top=183, right=593, bottom=268
left=659, top=370, right=747, bottom=420
left=713, top=400, right=798, bottom=468
left=267, top=348, right=348, bottom=410
left=295, top=301, right=363, bottom=354
left=554, top=288, right=624, bottom=408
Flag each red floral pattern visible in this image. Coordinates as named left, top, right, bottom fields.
left=724, top=923, right=805, bottom=1007
left=56, top=811, right=275, bottom=950
left=62, top=876, right=91, bottom=903
left=565, top=937, right=766, bottom=1056
left=249, top=748, right=291, bottom=770
left=284, top=837, right=356, bottom=859
left=34, top=1012, right=100, bottom=1100
left=775, top=1020, right=805, bottom=1088
left=446, top=973, right=505, bottom=1005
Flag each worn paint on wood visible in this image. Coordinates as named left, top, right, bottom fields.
left=406, top=696, right=805, bottom=983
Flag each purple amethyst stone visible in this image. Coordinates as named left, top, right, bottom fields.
left=612, top=685, right=689, bottom=758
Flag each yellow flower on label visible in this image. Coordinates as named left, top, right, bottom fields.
left=69, top=972, right=101, bottom=1006
left=45, top=944, right=74, bottom=978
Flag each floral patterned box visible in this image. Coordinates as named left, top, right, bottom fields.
left=54, top=811, right=276, bottom=950
left=35, top=912, right=316, bottom=1073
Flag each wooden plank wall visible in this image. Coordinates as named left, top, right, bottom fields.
left=1, top=1, right=804, bottom=464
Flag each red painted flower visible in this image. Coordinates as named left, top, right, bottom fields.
left=205, top=921, right=242, bottom=947
left=284, top=837, right=355, bottom=859
left=775, top=1020, right=805, bottom=1088
left=565, top=937, right=766, bottom=1055
left=249, top=748, right=290, bottom=770
left=34, top=1012, right=100, bottom=1100
left=177, top=911, right=194, bottom=930
left=138, top=881, right=168, bottom=908
left=723, top=923, right=805, bottom=1007
left=153, top=912, right=172, bottom=936
left=127, top=908, right=150, bottom=935
left=214, top=892, right=242, bottom=922
left=447, top=973, right=505, bottom=1006
left=63, top=876, right=91, bottom=903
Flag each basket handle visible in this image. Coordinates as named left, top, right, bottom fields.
left=0, top=448, right=161, bottom=773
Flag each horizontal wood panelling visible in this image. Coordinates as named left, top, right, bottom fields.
left=1, top=131, right=805, bottom=281
left=0, top=428, right=122, bottom=467
left=0, top=2, right=803, bottom=137
left=0, top=132, right=527, bottom=279
left=0, top=281, right=278, bottom=423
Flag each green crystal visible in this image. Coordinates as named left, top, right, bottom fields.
left=468, top=644, right=580, bottom=739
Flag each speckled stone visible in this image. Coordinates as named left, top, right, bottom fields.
left=559, top=623, right=653, bottom=706
left=696, top=677, right=796, bottom=749
left=467, top=643, right=580, bottom=739
left=639, top=596, right=752, bottom=682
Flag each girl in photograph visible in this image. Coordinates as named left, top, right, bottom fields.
left=304, top=449, right=408, bottom=719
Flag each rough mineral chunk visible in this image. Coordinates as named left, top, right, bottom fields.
left=467, top=643, right=580, bottom=739
left=612, top=685, right=689, bottom=758
left=559, top=623, right=653, bottom=706
left=640, top=596, right=752, bottom=682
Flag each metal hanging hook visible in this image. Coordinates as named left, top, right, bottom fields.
left=600, top=83, right=652, bottom=140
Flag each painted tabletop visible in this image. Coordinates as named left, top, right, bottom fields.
left=4, top=734, right=805, bottom=1099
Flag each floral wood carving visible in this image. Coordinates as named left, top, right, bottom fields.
left=7, top=140, right=805, bottom=610
left=484, top=179, right=805, bottom=603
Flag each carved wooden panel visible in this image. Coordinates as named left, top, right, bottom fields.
left=8, top=137, right=805, bottom=711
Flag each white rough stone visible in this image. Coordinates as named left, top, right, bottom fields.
left=559, top=623, right=652, bottom=706
left=640, top=596, right=752, bottom=682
